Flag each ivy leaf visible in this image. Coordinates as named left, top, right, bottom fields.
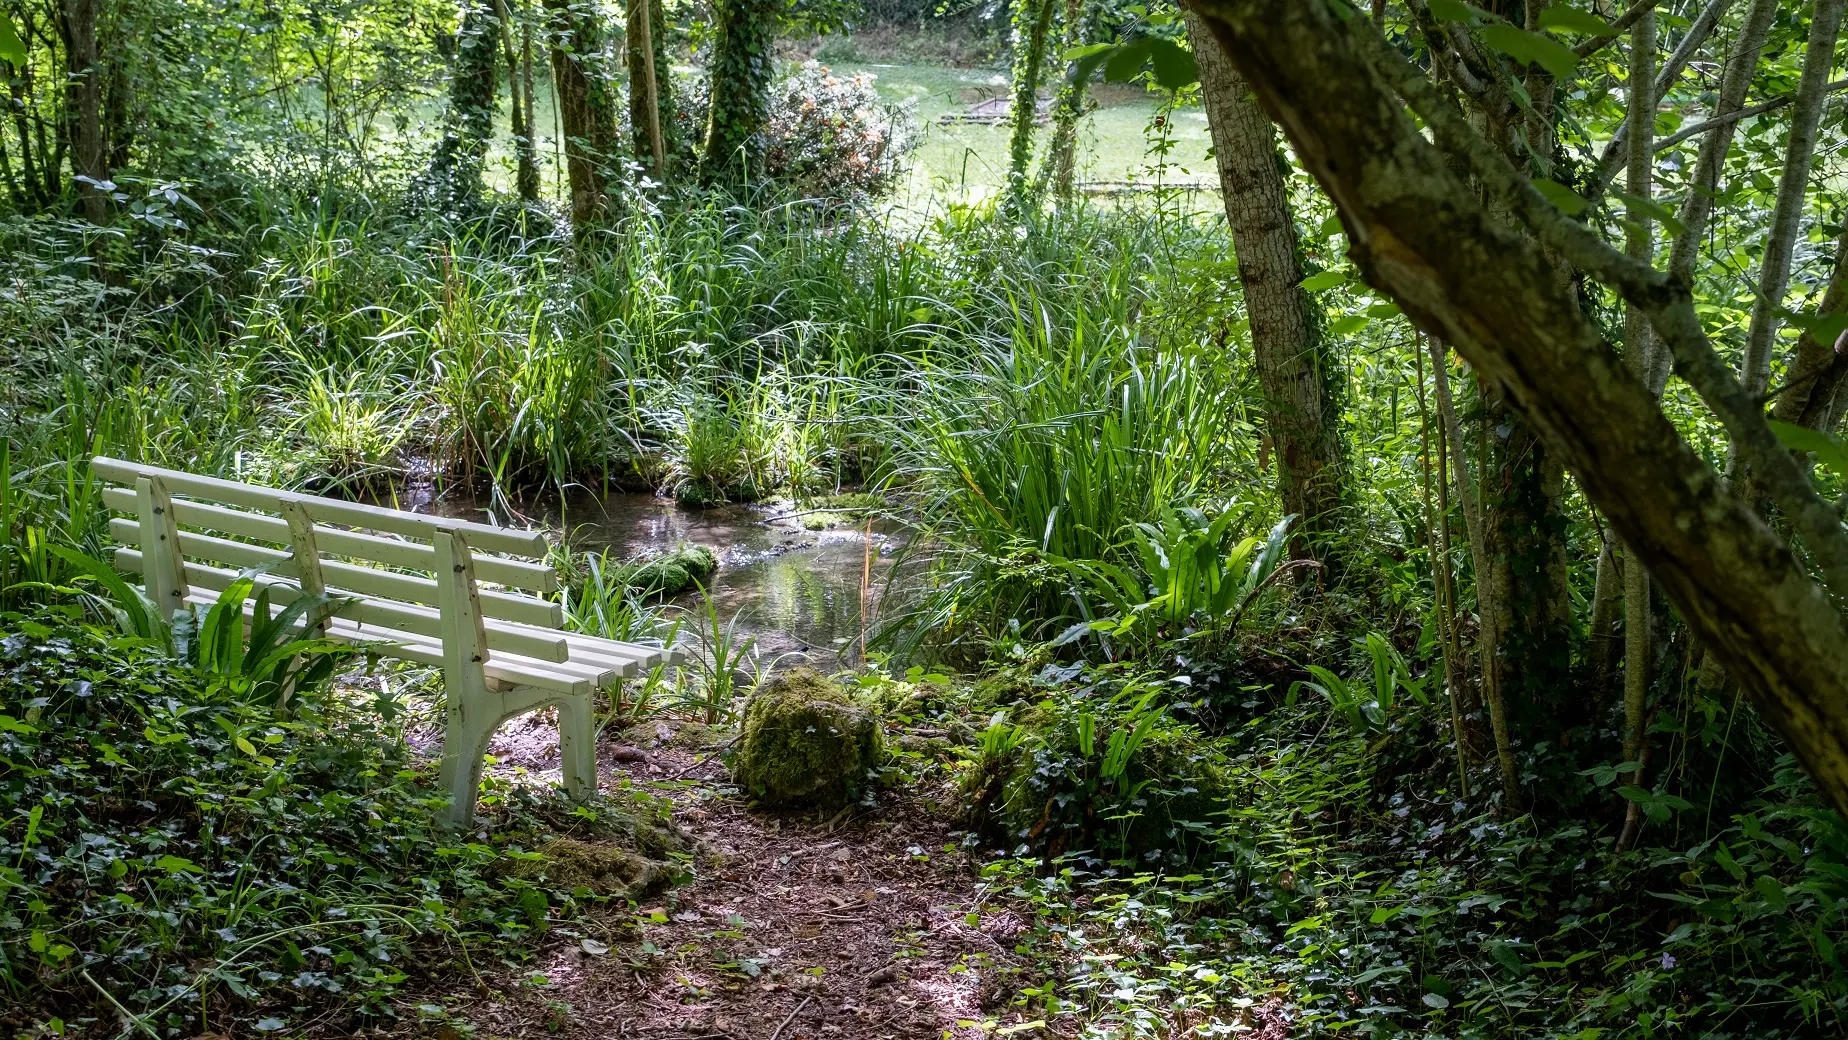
left=155, top=854, right=202, bottom=874
left=1532, top=178, right=1589, bottom=215
left=1768, top=420, right=1848, bottom=474
left=0, top=16, right=24, bottom=69
left=1478, top=24, right=1580, bottom=80
left=1536, top=8, right=1613, bottom=35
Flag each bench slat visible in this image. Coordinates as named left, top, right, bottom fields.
left=177, top=591, right=596, bottom=696
left=108, top=518, right=563, bottom=629
left=115, top=549, right=570, bottom=664
left=93, top=456, right=549, bottom=559
left=101, top=486, right=558, bottom=593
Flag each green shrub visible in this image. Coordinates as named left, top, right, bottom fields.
left=731, top=668, right=884, bottom=808
left=963, top=674, right=1232, bottom=865
left=0, top=608, right=681, bottom=1031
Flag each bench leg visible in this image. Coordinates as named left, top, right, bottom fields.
left=558, top=692, right=597, bottom=801
left=439, top=694, right=502, bottom=828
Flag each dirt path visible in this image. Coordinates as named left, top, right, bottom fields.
left=446, top=720, right=1023, bottom=1039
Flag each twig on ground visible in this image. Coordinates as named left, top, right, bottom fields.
left=769, top=994, right=815, bottom=1040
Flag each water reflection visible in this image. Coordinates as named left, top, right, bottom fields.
left=409, top=484, right=896, bottom=661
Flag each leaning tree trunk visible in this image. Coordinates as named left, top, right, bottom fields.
left=62, top=0, right=105, bottom=223
left=1184, top=13, right=1345, bottom=558
left=432, top=0, right=502, bottom=211
left=703, top=0, right=776, bottom=180
left=1187, top=0, right=1848, bottom=820
left=545, top=0, right=615, bottom=225
left=626, top=0, right=666, bottom=178
left=491, top=0, right=540, bottom=202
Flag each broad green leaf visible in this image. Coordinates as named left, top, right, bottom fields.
left=1103, top=40, right=1152, bottom=83
left=0, top=16, right=24, bottom=68
left=1422, top=992, right=1451, bottom=1009
left=1754, top=874, right=1788, bottom=912
left=1536, top=8, right=1612, bottom=35
left=1611, top=191, right=1687, bottom=236
left=1145, top=38, right=1199, bottom=91
left=1768, top=420, right=1848, bottom=474
left=1533, top=178, right=1589, bottom=215
left=155, top=854, right=202, bottom=874
left=1069, top=43, right=1118, bottom=86
left=1370, top=904, right=1403, bottom=924
left=1783, top=309, right=1848, bottom=348
left=1300, top=270, right=1347, bottom=291
left=1478, top=24, right=1579, bottom=81
left=1427, top=0, right=1479, bottom=21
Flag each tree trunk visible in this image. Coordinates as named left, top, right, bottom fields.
left=1771, top=225, right=1848, bottom=434
left=432, top=0, right=501, bottom=210
left=1185, top=12, right=1345, bottom=558
left=492, top=0, right=540, bottom=202
left=703, top=0, right=776, bottom=179
left=1188, top=0, right=1848, bottom=820
left=545, top=0, right=612, bottom=225
left=1039, top=0, right=1088, bottom=199
left=626, top=0, right=666, bottom=178
left=62, top=0, right=104, bottom=222
left=1740, top=0, right=1846, bottom=401
left=1005, top=0, right=1055, bottom=207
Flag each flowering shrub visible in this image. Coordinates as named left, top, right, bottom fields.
left=677, top=62, right=915, bottom=202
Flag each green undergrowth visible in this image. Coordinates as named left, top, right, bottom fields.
left=0, top=608, right=687, bottom=1036
left=949, top=677, right=1848, bottom=1038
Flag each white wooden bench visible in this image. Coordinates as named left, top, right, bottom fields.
left=92, top=456, right=680, bottom=824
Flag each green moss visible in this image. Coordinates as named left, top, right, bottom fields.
left=796, top=491, right=887, bottom=530
left=731, top=669, right=884, bottom=808
left=503, top=810, right=688, bottom=900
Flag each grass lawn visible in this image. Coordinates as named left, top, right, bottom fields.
left=827, top=60, right=1217, bottom=207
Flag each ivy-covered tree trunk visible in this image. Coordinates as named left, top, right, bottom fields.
left=1039, top=0, right=1089, bottom=199
left=1004, top=0, right=1055, bottom=207
left=544, top=0, right=615, bottom=225
left=490, top=0, right=539, bottom=202
left=1184, top=12, right=1345, bottom=557
left=431, top=0, right=501, bottom=210
left=703, top=0, right=777, bottom=179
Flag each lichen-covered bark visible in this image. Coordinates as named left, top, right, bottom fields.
left=1187, top=0, right=1848, bottom=819
left=1184, top=13, right=1345, bottom=554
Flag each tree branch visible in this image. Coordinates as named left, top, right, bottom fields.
left=1574, top=0, right=1662, bottom=58
left=1185, top=0, right=1848, bottom=818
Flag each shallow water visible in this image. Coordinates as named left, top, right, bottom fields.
left=402, top=484, right=896, bottom=662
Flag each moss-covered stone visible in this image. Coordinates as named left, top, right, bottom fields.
left=502, top=807, right=688, bottom=900
left=731, top=669, right=883, bottom=808
left=619, top=542, right=718, bottom=596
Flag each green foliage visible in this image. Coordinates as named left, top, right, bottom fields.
left=1290, top=631, right=1429, bottom=736
left=703, top=0, right=784, bottom=177
left=0, top=609, right=678, bottom=1029
left=731, top=667, right=884, bottom=807
left=962, top=664, right=1230, bottom=864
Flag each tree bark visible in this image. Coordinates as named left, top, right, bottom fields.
left=491, top=0, right=540, bottom=202
left=1667, top=0, right=1777, bottom=284
left=61, top=0, right=104, bottom=222
left=1740, top=0, right=1847, bottom=401
left=545, top=0, right=613, bottom=225
left=626, top=0, right=666, bottom=178
left=1185, top=12, right=1345, bottom=557
left=1187, top=0, right=1848, bottom=819
left=1771, top=225, right=1848, bottom=434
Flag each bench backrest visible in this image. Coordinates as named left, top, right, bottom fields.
left=92, top=456, right=575, bottom=666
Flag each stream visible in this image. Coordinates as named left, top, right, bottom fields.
left=401, top=485, right=900, bottom=663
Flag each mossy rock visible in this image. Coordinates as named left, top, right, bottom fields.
left=502, top=799, right=689, bottom=899
left=619, top=542, right=718, bottom=597
left=796, top=492, right=886, bottom=530
left=732, top=669, right=884, bottom=809
left=965, top=702, right=1231, bottom=865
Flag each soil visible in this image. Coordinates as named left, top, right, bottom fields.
left=433, top=719, right=1031, bottom=1039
